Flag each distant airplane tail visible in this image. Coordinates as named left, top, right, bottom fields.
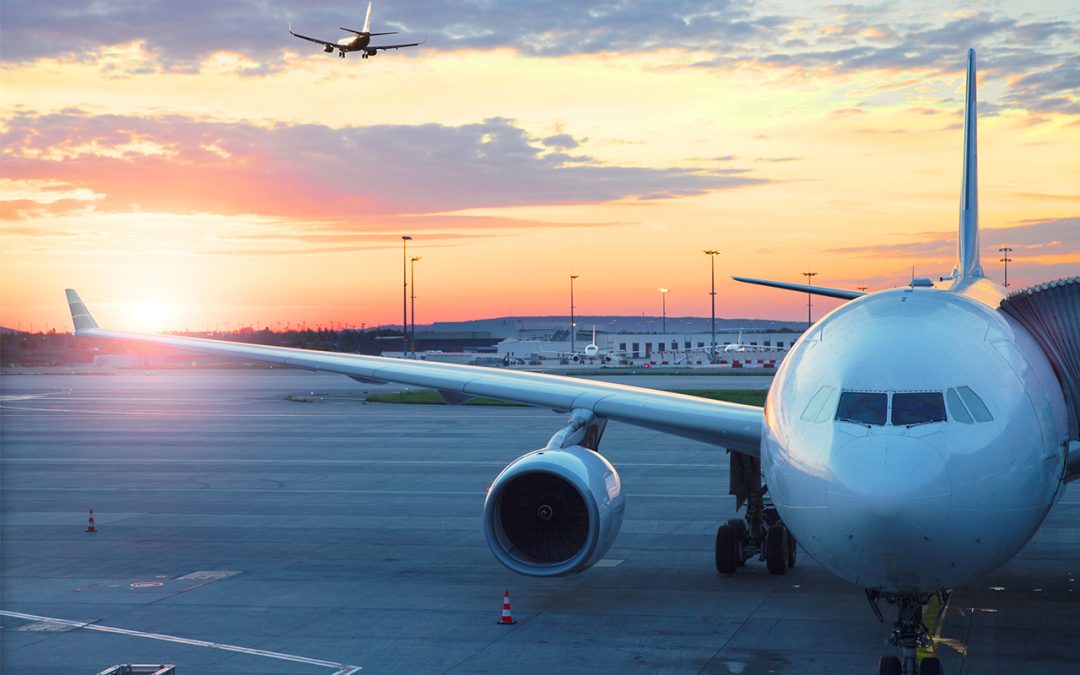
left=362, top=1, right=373, bottom=34
left=953, top=48, right=983, bottom=284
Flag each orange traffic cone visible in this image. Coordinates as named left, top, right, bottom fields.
left=497, top=590, right=516, bottom=625
left=86, top=508, right=97, bottom=533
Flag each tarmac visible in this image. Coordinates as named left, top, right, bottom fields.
left=1, top=368, right=1077, bottom=674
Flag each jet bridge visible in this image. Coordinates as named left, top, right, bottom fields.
left=1000, top=276, right=1080, bottom=441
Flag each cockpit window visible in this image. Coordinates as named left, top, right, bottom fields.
left=836, top=391, right=887, bottom=426
left=891, top=392, right=947, bottom=426
left=801, top=385, right=835, bottom=422
left=946, top=388, right=973, bottom=424
left=957, top=386, right=993, bottom=422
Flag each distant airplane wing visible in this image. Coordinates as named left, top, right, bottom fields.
left=368, top=39, right=425, bottom=52
left=64, top=289, right=762, bottom=455
left=289, top=27, right=337, bottom=48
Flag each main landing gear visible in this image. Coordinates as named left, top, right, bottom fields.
left=715, top=451, right=797, bottom=575
left=866, top=589, right=950, bottom=675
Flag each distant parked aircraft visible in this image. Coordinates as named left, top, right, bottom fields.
left=541, top=327, right=628, bottom=364
left=289, top=2, right=423, bottom=59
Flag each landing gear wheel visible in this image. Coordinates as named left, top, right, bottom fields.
left=877, top=655, right=903, bottom=675
left=786, top=530, right=797, bottom=568
left=919, top=657, right=943, bottom=675
left=726, top=518, right=749, bottom=566
left=766, top=524, right=790, bottom=575
left=715, top=523, right=738, bottom=574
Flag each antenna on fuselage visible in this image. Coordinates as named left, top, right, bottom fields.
left=952, top=48, right=984, bottom=285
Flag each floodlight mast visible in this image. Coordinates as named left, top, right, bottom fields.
left=801, top=271, right=818, bottom=328
left=402, top=236, right=412, bottom=356
left=569, top=274, right=580, bottom=354
left=659, top=288, right=669, bottom=334
left=999, top=247, right=1013, bottom=287
left=410, top=256, right=421, bottom=352
left=704, top=250, right=722, bottom=361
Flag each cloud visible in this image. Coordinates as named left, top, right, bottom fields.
left=827, top=217, right=1080, bottom=259
left=2, top=3, right=1076, bottom=119
left=0, top=109, right=765, bottom=221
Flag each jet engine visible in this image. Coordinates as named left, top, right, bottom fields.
left=483, top=445, right=624, bottom=576
left=323, top=44, right=334, bottom=53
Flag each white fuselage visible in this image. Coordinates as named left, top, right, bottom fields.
left=762, top=279, right=1069, bottom=593
left=337, top=34, right=371, bottom=51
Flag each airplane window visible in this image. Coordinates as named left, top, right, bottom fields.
left=957, top=386, right=993, bottom=422
left=801, top=385, right=834, bottom=422
left=891, top=392, right=947, bottom=426
left=946, top=388, right=973, bottom=424
left=835, top=391, right=887, bottom=426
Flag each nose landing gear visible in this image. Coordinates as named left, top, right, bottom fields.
left=714, top=451, right=797, bottom=575
left=866, top=589, right=949, bottom=674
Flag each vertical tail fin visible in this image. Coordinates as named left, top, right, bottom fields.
left=954, top=48, right=983, bottom=283
left=362, top=1, right=373, bottom=33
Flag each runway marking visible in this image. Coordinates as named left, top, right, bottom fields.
left=0, top=458, right=725, bottom=468
left=0, top=609, right=361, bottom=673
left=4, top=486, right=725, bottom=498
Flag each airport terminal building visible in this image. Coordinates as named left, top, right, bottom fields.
left=495, top=330, right=799, bottom=365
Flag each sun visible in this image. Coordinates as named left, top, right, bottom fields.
left=126, top=302, right=170, bottom=332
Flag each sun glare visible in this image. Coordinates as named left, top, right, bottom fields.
left=126, top=302, right=170, bottom=332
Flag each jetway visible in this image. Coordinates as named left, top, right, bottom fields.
left=1000, top=276, right=1080, bottom=441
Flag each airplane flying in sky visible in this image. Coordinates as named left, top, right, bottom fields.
left=289, top=2, right=422, bottom=59
left=64, top=51, right=1078, bottom=675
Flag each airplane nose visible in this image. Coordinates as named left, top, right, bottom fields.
left=825, top=434, right=951, bottom=583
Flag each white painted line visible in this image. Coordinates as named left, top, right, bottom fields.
left=0, top=610, right=361, bottom=672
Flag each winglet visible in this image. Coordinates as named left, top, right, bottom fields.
left=953, top=47, right=983, bottom=283
left=65, top=289, right=99, bottom=333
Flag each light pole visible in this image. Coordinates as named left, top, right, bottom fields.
left=569, top=274, right=579, bottom=354
left=802, top=271, right=817, bottom=329
left=402, top=235, right=412, bottom=355
left=410, top=256, right=421, bottom=353
left=704, top=250, right=721, bottom=361
left=998, top=247, right=1013, bottom=287
left=659, top=288, right=669, bottom=334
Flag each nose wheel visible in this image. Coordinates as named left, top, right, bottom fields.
left=867, top=589, right=949, bottom=674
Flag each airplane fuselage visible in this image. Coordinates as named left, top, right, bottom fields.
left=763, top=278, right=1070, bottom=593
left=336, top=33, right=371, bottom=52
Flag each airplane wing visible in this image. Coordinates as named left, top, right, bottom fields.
left=289, top=27, right=337, bottom=48
left=65, top=290, right=762, bottom=455
left=732, top=276, right=864, bottom=300
left=368, top=39, right=425, bottom=52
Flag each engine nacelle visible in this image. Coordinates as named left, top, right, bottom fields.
left=483, top=445, right=624, bottom=576
left=323, top=44, right=334, bottom=53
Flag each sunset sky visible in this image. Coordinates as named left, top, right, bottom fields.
left=2, top=0, right=1077, bottom=332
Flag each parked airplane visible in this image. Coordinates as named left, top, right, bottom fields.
left=540, top=327, right=628, bottom=364
left=289, top=2, right=422, bottom=59
left=64, top=51, right=1078, bottom=675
